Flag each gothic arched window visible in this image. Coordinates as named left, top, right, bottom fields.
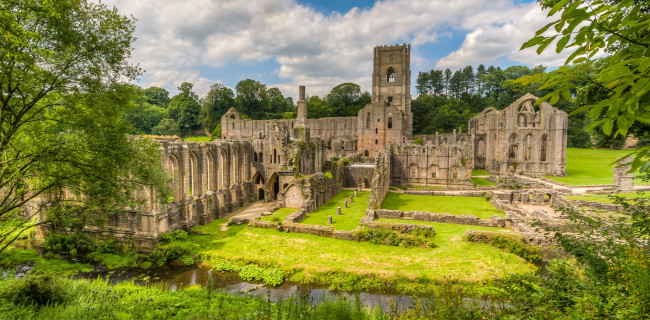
left=387, top=67, right=395, bottom=83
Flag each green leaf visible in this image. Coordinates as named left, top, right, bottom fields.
left=521, top=36, right=545, bottom=50
left=550, top=93, right=560, bottom=105
left=556, top=35, right=571, bottom=53
left=549, top=0, right=570, bottom=16
left=602, top=118, right=613, bottom=135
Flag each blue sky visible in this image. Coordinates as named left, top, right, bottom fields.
left=107, top=0, right=568, bottom=99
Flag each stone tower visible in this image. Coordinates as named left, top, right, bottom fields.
left=371, top=44, right=413, bottom=137
left=296, top=85, right=307, bottom=123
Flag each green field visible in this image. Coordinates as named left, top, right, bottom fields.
left=300, top=190, right=370, bottom=231
left=546, top=148, right=648, bottom=185
left=380, top=192, right=503, bottom=219
left=471, top=177, right=495, bottom=187
left=184, top=136, right=211, bottom=142
left=185, top=219, right=532, bottom=287
left=566, top=191, right=649, bottom=204
left=261, top=208, right=297, bottom=222
left=471, top=169, right=491, bottom=176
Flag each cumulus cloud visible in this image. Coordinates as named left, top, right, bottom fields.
left=436, top=3, right=572, bottom=69
left=103, top=0, right=561, bottom=98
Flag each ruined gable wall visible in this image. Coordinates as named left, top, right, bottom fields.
left=391, top=140, right=472, bottom=187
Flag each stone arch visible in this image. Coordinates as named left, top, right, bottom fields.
left=219, top=149, right=228, bottom=188
left=257, top=188, right=265, bottom=200
left=253, top=172, right=264, bottom=185
left=364, top=150, right=369, bottom=157
left=523, top=134, right=533, bottom=161
left=387, top=113, right=393, bottom=128
left=451, top=166, right=460, bottom=180
left=518, top=113, right=527, bottom=127
left=205, top=150, right=215, bottom=192
left=408, top=164, right=417, bottom=178
left=188, top=151, right=200, bottom=196
left=544, top=193, right=551, bottom=204
left=429, top=165, right=438, bottom=179
left=387, top=67, right=395, bottom=82
left=508, top=133, right=518, bottom=160
left=254, top=152, right=258, bottom=162
left=268, top=172, right=280, bottom=200
left=231, top=147, right=240, bottom=183
left=477, top=138, right=486, bottom=157
left=168, top=154, right=181, bottom=202
left=284, top=184, right=303, bottom=208
left=540, top=134, right=548, bottom=162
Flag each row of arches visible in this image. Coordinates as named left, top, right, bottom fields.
left=407, top=164, right=460, bottom=180
left=166, top=145, right=252, bottom=203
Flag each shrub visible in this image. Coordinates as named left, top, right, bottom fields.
left=262, top=268, right=285, bottom=286
left=465, top=231, right=541, bottom=262
left=43, top=232, right=97, bottom=257
left=0, top=273, right=67, bottom=307
left=354, top=227, right=436, bottom=248
left=157, top=230, right=188, bottom=243
left=238, top=264, right=264, bottom=281
left=151, top=243, right=190, bottom=265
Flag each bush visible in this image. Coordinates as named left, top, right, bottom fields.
left=0, top=273, right=67, bottom=307
left=238, top=264, right=264, bottom=281
left=354, top=227, right=436, bottom=248
left=465, top=231, right=541, bottom=262
left=157, top=230, right=188, bottom=243
left=151, top=243, right=191, bottom=265
left=43, top=232, right=97, bottom=257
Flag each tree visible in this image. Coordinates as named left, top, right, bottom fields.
left=124, top=86, right=166, bottom=134
left=143, top=87, right=171, bottom=108
left=167, top=82, right=201, bottom=136
left=306, top=96, right=332, bottom=119
left=520, top=0, right=650, bottom=173
left=327, top=82, right=363, bottom=116
left=151, top=118, right=181, bottom=136
left=235, top=79, right=269, bottom=119
left=199, top=83, right=234, bottom=132
left=0, top=0, right=169, bottom=253
left=415, top=71, right=430, bottom=96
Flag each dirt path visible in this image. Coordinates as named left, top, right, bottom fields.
left=220, top=201, right=277, bottom=231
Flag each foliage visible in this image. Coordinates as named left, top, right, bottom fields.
left=199, top=83, right=234, bottom=132
left=0, top=0, right=170, bottom=253
left=167, top=82, right=202, bottom=136
left=465, top=231, right=541, bottom=262
left=306, top=84, right=371, bottom=119
left=157, top=230, right=188, bottom=243
left=210, top=122, right=222, bottom=140
left=520, top=0, right=650, bottom=173
left=151, top=118, right=181, bottom=136
left=43, top=232, right=98, bottom=257
left=354, top=227, right=436, bottom=248
left=0, top=273, right=68, bottom=308
left=151, top=243, right=192, bottom=266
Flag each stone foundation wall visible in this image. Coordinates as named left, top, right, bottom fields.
left=374, top=209, right=511, bottom=228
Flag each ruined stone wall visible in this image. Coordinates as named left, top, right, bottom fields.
left=368, top=150, right=391, bottom=210
left=344, top=164, right=376, bottom=188
left=391, top=140, right=472, bottom=187
left=468, top=94, right=567, bottom=176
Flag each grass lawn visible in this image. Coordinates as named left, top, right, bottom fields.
left=546, top=147, right=649, bottom=185
left=184, top=219, right=532, bottom=286
left=381, top=192, right=503, bottom=219
left=566, top=191, right=649, bottom=204
left=471, top=169, right=491, bottom=176
left=261, top=208, right=297, bottom=222
left=471, top=177, right=495, bottom=187
left=184, top=136, right=211, bottom=142
left=300, top=190, right=370, bottom=231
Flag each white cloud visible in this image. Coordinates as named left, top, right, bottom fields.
left=436, top=3, right=573, bottom=69
left=103, top=0, right=561, bottom=98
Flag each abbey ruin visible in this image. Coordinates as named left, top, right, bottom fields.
left=50, top=44, right=568, bottom=249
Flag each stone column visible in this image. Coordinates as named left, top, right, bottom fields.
left=344, top=200, right=348, bottom=208
left=337, top=207, right=341, bottom=215
left=328, top=215, right=332, bottom=224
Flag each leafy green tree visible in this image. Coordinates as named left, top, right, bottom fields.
left=168, top=82, right=201, bottom=136
left=235, top=79, right=269, bottom=119
left=124, top=86, right=166, bottom=134
left=0, top=0, right=169, bottom=253
left=151, top=118, right=181, bottom=136
left=327, top=82, right=363, bottom=116
left=429, top=70, right=445, bottom=96
left=416, top=71, right=430, bottom=95
left=521, top=0, right=650, bottom=172
left=143, top=87, right=171, bottom=108
left=306, top=96, right=332, bottom=119
left=199, top=83, right=234, bottom=132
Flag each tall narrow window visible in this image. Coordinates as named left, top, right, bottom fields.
left=541, top=135, right=547, bottom=162
left=375, top=128, right=378, bottom=134
left=387, top=67, right=395, bottom=83
left=387, top=117, right=392, bottom=129
left=387, top=96, right=393, bottom=103
left=366, top=113, right=370, bottom=129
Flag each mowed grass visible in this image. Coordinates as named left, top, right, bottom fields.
left=546, top=147, right=649, bottom=185
left=381, top=192, right=503, bottom=219
left=471, top=177, right=495, bottom=187
left=261, top=208, right=297, bottom=222
left=185, top=219, right=532, bottom=283
left=566, top=191, right=649, bottom=204
left=472, top=169, right=491, bottom=176
left=300, top=190, right=370, bottom=231
left=184, top=136, right=211, bottom=142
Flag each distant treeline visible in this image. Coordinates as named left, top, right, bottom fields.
left=126, top=64, right=647, bottom=148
